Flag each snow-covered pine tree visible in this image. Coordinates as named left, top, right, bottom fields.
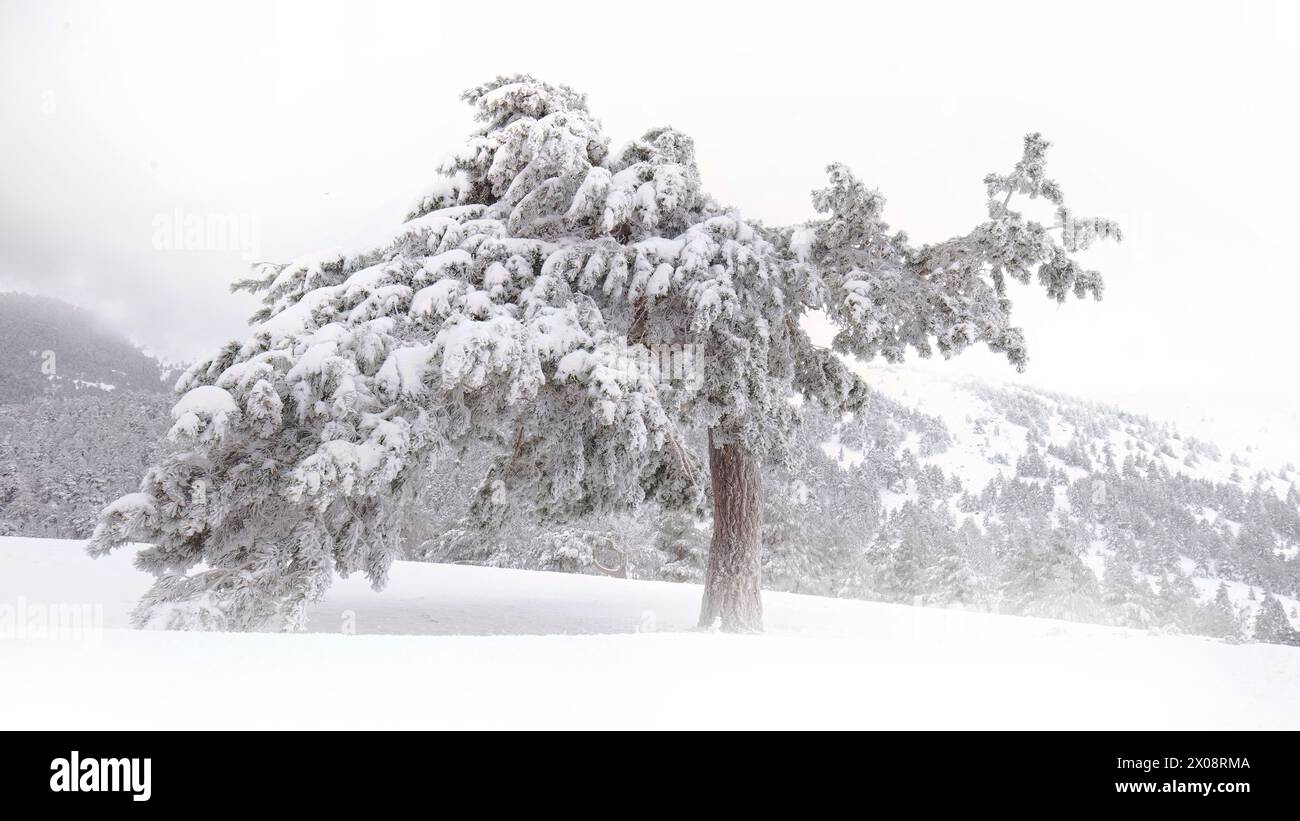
left=926, top=537, right=984, bottom=609
left=1000, top=529, right=1102, bottom=622
left=1252, top=593, right=1298, bottom=645
left=866, top=502, right=932, bottom=604
left=1207, top=581, right=1243, bottom=640
left=1154, top=570, right=1201, bottom=633
left=1101, top=555, right=1155, bottom=629
left=89, top=75, right=1117, bottom=632
left=654, top=508, right=708, bottom=583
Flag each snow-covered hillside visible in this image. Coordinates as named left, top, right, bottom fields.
left=1, top=536, right=1297, bottom=730
left=824, top=363, right=1300, bottom=630
left=0, top=292, right=172, bottom=404
left=851, top=362, right=1300, bottom=494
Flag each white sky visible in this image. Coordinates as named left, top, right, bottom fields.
left=1, top=0, right=1297, bottom=403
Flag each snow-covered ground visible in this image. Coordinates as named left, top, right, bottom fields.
left=1, top=536, right=1297, bottom=730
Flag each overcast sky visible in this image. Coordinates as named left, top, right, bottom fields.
left=1, top=0, right=1297, bottom=403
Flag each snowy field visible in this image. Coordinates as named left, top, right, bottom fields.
left=1, top=536, right=1297, bottom=730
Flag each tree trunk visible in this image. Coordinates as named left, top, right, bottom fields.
left=698, top=429, right=763, bottom=632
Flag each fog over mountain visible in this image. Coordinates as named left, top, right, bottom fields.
left=0, top=292, right=171, bottom=404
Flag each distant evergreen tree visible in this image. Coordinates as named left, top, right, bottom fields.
left=927, top=539, right=984, bottom=608
left=1253, top=594, right=1298, bottom=645
left=867, top=522, right=924, bottom=604
left=1015, top=442, right=1049, bottom=478
left=956, top=516, right=997, bottom=580
left=1001, top=529, right=1101, bottom=622
left=1101, top=556, right=1155, bottom=628
left=1154, top=571, right=1201, bottom=633
left=1205, top=582, right=1244, bottom=640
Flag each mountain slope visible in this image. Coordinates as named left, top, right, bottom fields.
left=0, top=293, right=174, bottom=537
left=0, top=292, right=169, bottom=404
left=1, top=536, right=1296, bottom=730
